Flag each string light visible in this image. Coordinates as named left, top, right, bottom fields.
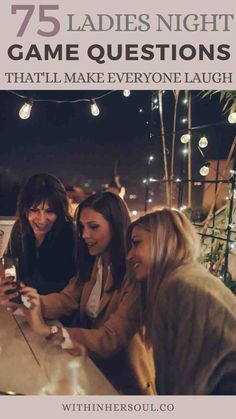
left=180, top=133, right=191, bottom=144
left=19, top=101, right=33, bottom=120
left=182, top=118, right=187, bottom=123
left=198, top=136, right=208, bottom=148
left=123, top=90, right=131, bottom=97
left=139, top=108, right=143, bottom=113
left=132, top=210, right=138, bottom=216
left=183, top=98, right=188, bottom=104
left=182, top=148, right=188, bottom=155
left=148, top=155, right=155, bottom=163
left=180, top=205, right=187, bottom=211
left=90, top=100, right=100, bottom=117
left=142, top=179, right=147, bottom=184
left=200, top=163, right=210, bottom=177
left=228, top=111, right=236, bottom=124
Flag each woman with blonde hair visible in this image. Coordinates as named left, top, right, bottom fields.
left=127, top=207, right=236, bottom=395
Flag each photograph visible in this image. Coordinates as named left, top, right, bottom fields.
left=0, top=0, right=236, bottom=417
left=0, top=88, right=236, bottom=398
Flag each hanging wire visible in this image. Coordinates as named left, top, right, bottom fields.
left=8, top=90, right=116, bottom=104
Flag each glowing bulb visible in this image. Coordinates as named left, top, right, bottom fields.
left=132, top=210, right=138, bottom=216
left=142, top=179, right=147, bottom=184
left=148, top=155, right=155, bottom=162
left=183, top=98, right=188, bottom=104
left=90, top=101, right=100, bottom=116
left=180, top=205, right=187, bottom=211
left=200, top=165, right=210, bottom=176
left=19, top=102, right=32, bottom=119
left=153, top=97, right=158, bottom=104
left=198, top=136, right=208, bottom=148
left=182, top=118, right=187, bottom=123
left=139, top=108, right=143, bottom=113
left=182, top=148, right=188, bottom=155
left=228, top=112, right=236, bottom=124
left=123, top=90, right=130, bottom=97
left=180, top=133, right=191, bottom=144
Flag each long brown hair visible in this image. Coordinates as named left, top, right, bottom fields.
left=76, top=192, right=131, bottom=289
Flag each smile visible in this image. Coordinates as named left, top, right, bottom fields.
left=34, top=223, right=49, bottom=231
left=133, top=262, right=141, bottom=270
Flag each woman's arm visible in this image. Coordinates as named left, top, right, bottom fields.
left=40, top=277, right=81, bottom=318
left=65, top=278, right=141, bottom=358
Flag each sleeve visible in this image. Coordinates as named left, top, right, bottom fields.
left=40, top=277, right=81, bottom=319
left=156, top=276, right=236, bottom=395
left=66, top=278, right=142, bottom=358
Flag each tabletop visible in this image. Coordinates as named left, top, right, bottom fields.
left=0, top=306, right=118, bottom=395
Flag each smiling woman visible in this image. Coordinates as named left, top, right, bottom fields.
left=5, top=173, right=75, bottom=295
left=127, top=208, right=236, bottom=395
left=7, top=192, right=156, bottom=395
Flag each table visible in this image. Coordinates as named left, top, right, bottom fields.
left=0, top=306, right=118, bottom=395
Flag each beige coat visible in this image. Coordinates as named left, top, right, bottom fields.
left=41, top=262, right=156, bottom=395
left=152, top=262, right=236, bottom=394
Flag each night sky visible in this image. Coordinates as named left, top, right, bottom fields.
left=0, top=89, right=235, bottom=213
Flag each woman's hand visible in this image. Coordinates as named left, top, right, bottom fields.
left=20, top=285, right=51, bottom=337
left=0, top=276, right=20, bottom=308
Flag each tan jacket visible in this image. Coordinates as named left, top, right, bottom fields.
left=153, top=262, right=236, bottom=395
left=41, top=262, right=156, bottom=395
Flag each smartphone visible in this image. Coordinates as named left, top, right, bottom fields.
left=3, top=256, right=22, bottom=304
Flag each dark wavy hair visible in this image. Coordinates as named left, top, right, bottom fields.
left=17, top=173, right=72, bottom=236
left=76, top=192, right=131, bottom=290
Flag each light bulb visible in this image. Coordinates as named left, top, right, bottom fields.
left=19, top=102, right=32, bottom=119
left=198, top=136, right=208, bottom=148
left=148, top=155, right=155, bottom=162
left=200, top=165, right=210, bottom=176
left=180, top=133, right=191, bottom=144
left=123, top=90, right=130, bottom=97
left=182, top=118, right=187, bottom=123
left=228, top=112, right=236, bottom=124
left=90, top=101, right=100, bottom=117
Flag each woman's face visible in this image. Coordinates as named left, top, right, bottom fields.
left=127, top=225, right=152, bottom=281
left=27, top=201, right=57, bottom=240
left=79, top=207, right=112, bottom=257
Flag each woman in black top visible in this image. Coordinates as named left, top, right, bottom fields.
left=6, top=173, right=75, bottom=295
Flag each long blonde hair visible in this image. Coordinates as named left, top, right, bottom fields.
left=127, top=207, right=200, bottom=342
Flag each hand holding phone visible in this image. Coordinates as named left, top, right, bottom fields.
left=3, top=256, right=22, bottom=304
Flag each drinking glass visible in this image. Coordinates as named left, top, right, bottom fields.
left=41, top=341, right=87, bottom=395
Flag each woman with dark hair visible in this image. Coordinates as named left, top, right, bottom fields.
left=5, top=173, right=75, bottom=295
left=127, top=208, right=236, bottom=395
left=0, top=192, right=155, bottom=394
left=76, top=191, right=129, bottom=291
